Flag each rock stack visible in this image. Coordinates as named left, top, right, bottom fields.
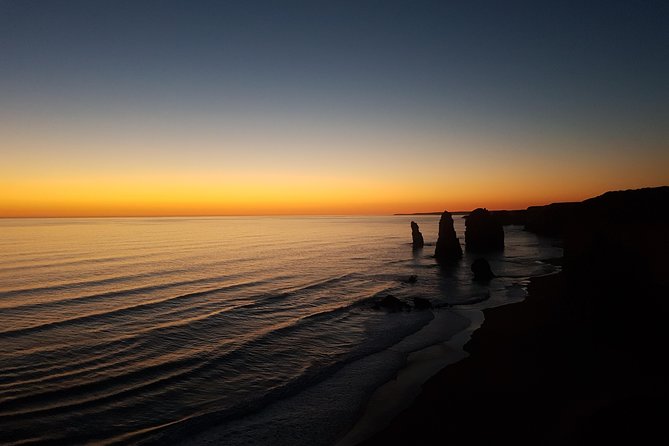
left=465, top=208, right=504, bottom=252
left=411, top=221, right=424, bottom=249
left=434, top=211, right=463, bottom=263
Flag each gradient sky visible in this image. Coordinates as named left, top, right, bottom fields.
left=1, top=0, right=668, bottom=216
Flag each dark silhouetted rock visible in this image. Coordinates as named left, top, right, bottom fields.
left=471, top=258, right=495, bottom=282
left=525, top=202, right=580, bottom=236
left=434, top=211, right=463, bottom=263
left=401, top=274, right=418, bottom=284
left=524, top=186, right=669, bottom=348
left=411, top=221, right=424, bottom=249
left=465, top=208, right=504, bottom=252
left=561, top=187, right=669, bottom=343
left=372, top=295, right=411, bottom=312
left=413, top=297, right=432, bottom=310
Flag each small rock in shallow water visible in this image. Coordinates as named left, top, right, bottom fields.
left=471, top=258, right=495, bottom=282
left=372, top=295, right=411, bottom=312
left=413, top=296, right=432, bottom=310
left=401, top=275, right=418, bottom=284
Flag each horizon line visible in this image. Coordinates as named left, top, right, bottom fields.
left=0, top=208, right=531, bottom=219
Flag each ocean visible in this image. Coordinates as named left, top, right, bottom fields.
left=0, top=216, right=560, bottom=445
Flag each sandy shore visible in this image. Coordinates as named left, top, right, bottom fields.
left=336, top=309, right=481, bottom=446
left=358, top=272, right=669, bottom=445
left=180, top=310, right=471, bottom=446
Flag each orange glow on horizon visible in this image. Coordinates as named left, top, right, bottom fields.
left=3, top=170, right=666, bottom=218
left=2, top=118, right=667, bottom=218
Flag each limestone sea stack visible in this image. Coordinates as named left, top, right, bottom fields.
left=434, top=211, right=463, bottom=262
left=465, top=208, right=504, bottom=252
left=411, top=221, right=424, bottom=249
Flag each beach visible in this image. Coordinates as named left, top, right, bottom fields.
left=360, top=270, right=669, bottom=445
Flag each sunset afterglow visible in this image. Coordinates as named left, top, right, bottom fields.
left=1, top=1, right=667, bottom=216
left=2, top=2, right=668, bottom=445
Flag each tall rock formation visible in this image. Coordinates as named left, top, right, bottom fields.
left=434, top=211, right=463, bottom=262
left=411, top=221, right=424, bottom=249
left=465, top=208, right=504, bottom=252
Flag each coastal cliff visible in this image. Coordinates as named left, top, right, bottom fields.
left=361, top=186, right=669, bottom=445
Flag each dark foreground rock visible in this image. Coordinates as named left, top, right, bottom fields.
left=471, top=258, right=494, bottom=282
left=401, top=275, right=417, bottom=284
left=464, top=208, right=504, bottom=252
left=410, top=221, right=424, bottom=249
left=434, top=211, right=463, bottom=263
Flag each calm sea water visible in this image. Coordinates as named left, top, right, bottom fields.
left=0, top=216, right=560, bottom=445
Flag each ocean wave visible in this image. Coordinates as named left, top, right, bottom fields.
left=0, top=276, right=278, bottom=338
left=0, top=268, right=193, bottom=299
left=0, top=282, right=398, bottom=430
left=0, top=353, right=207, bottom=419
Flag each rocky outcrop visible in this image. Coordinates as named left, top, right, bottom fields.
left=411, top=221, right=424, bottom=249
left=372, top=295, right=411, bottom=312
left=401, top=275, right=418, bottom=284
left=465, top=208, right=504, bottom=252
left=434, top=211, right=463, bottom=263
left=471, top=258, right=494, bottom=282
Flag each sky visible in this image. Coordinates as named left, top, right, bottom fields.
left=1, top=0, right=668, bottom=216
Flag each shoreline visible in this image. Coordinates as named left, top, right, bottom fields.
left=358, top=269, right=668, bottom=445
left=335, top=309, right=482, bottom=446
left=337, top=271, right=550, bottom=446
left=356, top=272, right=574, bottom=445
left=179, top=310, right=471, bottom=446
